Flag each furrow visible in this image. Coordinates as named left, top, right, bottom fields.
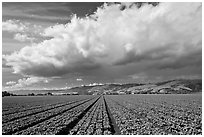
left=103, top=96, right=121, bottom=135
left=2, top=97, right=95, bottom=135
left=55, top=96, right=101, bottom=135
left=3, top=99, right=87, bottom=123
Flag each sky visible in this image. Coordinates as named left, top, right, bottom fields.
left=2, top=2, right=202, bottom=91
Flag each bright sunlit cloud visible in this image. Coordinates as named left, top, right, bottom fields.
left=2, top=2, right=202, bottom=89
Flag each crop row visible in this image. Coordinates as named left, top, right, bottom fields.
left=68, top=96, right=112, bottom=135
left=2, top=96, right=92, bottom=123
left=2, top=96, right=96, bottom=135
left=3, top=97, right=57, bottom=112
left=2, top=96, right=90, bottom=115
left=3, top=100, right=67, bottom=116
left=14, top=96, right=100, bottom=135
left=2, top=95, right=201, bottom=135
left=105, top=95, right=202, bottom=135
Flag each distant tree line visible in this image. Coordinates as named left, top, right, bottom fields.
left=2, top=91, right=17, bottom=97
left=2, top=91, right=53, bottom=97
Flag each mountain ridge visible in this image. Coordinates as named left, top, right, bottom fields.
left=4, top=79, right=202, bottom=96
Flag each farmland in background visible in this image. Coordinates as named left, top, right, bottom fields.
left=2, top=94, right=202, bottom=135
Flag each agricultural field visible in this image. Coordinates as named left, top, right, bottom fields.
left=2, top=94, right=202, bottom=135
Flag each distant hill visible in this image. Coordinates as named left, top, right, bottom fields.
left=64, top=79, right=202, bottom=95
left=4, top=79, right=202, bottom=96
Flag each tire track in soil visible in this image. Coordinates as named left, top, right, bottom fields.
left=56, top=96, right=101, bottom=135
left=103, top=95, right=121, bottom=135
left=3, top=97, right=96, bottom=135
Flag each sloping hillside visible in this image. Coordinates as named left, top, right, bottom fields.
left=66, top=79, right=201, bottom=95
left=5, top=79, right=201, bottom=96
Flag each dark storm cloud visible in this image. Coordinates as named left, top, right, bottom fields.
left=157, top=51, right=202, bottom=70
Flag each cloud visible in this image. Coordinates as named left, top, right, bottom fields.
left=174, top=75, right=202, bottom=80
left=2, top=56, right=12, bottom=68
left=6, top=81, right=16, bottom=85
left=2, top=20, right=27, bottom=32
left=88, top=83, right=104, bottom=86
left=4, top=3, right=202, bottom=80
left=156, top=50, right=202, bottom=70
left=3, top=20, right=43, bottom=43
left=76, top=78, right=83, bottom=81
left=14, top=33, right=35, bottom=42
left=130, top=72, right=148, bottom=80
left=2, top=20, right=43, bottom=34
left=6, top=77, right=50, bottom=89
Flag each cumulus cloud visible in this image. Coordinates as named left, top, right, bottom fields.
left=3, top=3, right=202, bottom=79
left=7, top=77, right=50, bottom=89
left=2, top=20, right=42, bottom=34
left=2, top=56, right=11, bottom=68
left=3, top=20, right=43, bottom=43
left=88, top=83, right=104, bottom=86
left=76, top=78, right=83, bottom=81
left=14, top=33, right=35, bottom=42
left=6, top=81, right=16, bottom=85
left=2, top=20, right=27, bottom=32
